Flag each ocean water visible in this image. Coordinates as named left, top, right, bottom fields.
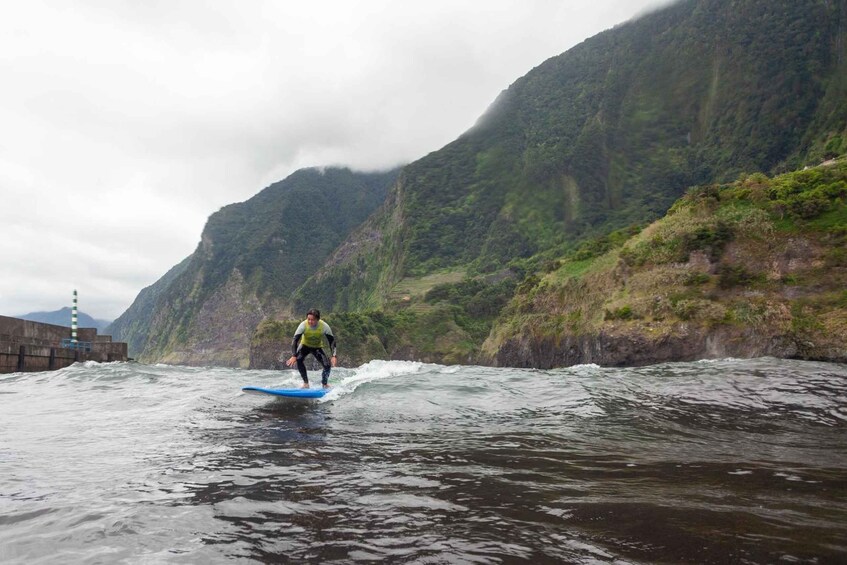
left=1, top=358, right=846, bottom=564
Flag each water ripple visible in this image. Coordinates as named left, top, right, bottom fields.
left=0, top=358, right=845, bottom=563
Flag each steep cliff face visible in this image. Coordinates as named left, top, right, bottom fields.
left=493, top=326, right=805, bottom=369
left=115, top=167, right=400, bottom=366
left=155, top=269, right=267, bottom=367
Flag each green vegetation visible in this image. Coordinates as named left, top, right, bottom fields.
left=392, top=270, right=467, bottom=303
left=683, top=272, right=711, bottom=286
left=254, top=268, right=521, bottom=366
left=255, top=306, right=478, bottom=367
left=198, top=168, right=398, bottom=302
left=717, top=265, right=765, bottom=289
left=604, top=305, right=638, bottom=321
left=487, top=158, right=847, bottom=364
left=396, top=0, right=845, bottom=270
left=569, top=225, right=644, bottom=261
left=681, top=221, right=734, bottom=262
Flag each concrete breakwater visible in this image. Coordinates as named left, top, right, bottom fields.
left=0, top=315, right=128, bottom=373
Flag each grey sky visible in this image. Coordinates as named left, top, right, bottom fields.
left=0, top=0, right=672, bottom=321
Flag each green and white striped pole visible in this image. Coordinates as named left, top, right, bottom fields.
left=72, top=289, right=78, bottom=343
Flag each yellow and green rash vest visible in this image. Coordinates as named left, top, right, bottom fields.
left=292, top=320, right=336, bottom=355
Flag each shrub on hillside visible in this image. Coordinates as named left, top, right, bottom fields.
left=717, top=265, right=765, bottom=289
left=604, top=305, right=639, bottom=321
left=680, top=221, right=734, bottom=261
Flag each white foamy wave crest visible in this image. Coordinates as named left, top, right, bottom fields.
left=695, top=357, right=745, bottom=364
left=550, top=363, right=602, bottom=377
left=322, top=360, right=426, bottom=401
left=354, top=359, right=425, bottom=378
left=569, top=363, right=601, bottom=371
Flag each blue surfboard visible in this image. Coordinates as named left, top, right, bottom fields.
left=242, top=386, right=328, bottom=399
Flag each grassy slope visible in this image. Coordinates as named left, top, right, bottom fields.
left=483, top=159, right=847, bottom=365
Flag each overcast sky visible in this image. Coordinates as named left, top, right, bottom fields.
left=0, top=0, right=672, bottom=321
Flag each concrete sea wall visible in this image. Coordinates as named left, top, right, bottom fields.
left=0, top=315, right=128, bottom=373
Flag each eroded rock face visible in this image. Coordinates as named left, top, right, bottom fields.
left=493, top=325, right=812, bottom=369
left=159, top=270, right=274, bottom=368
left=250, top=338, right=286, bottom=371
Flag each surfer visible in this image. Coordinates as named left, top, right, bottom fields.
left=286, top=308, right=337, bottom=389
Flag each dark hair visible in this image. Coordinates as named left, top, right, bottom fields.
left=306, top=308, right=321, bottom=320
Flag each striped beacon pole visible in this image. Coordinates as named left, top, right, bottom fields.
left=71, top=289, right=78, bottom=343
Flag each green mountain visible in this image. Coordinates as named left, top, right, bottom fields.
left=110, top=167, right=400, bottom=365
left=119, top=0, right=847, bottom=368
left=296, top=0, right=847, bottom=315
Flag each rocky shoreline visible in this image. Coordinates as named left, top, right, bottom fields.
left=248, top=320, right=846, bottom=371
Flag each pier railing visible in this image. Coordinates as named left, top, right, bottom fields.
left=61, top=339, right=92, bottom=352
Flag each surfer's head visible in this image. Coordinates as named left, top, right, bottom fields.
left=306, top=308, right=321, bottom=325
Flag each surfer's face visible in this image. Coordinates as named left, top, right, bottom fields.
left=307, top=314, right=318, bottom=327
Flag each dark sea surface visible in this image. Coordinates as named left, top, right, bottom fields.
left=1, top=358, right=846, bottom=564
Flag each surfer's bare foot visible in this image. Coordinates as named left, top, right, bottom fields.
left=301, top=383, right=310, bottom=389
left=323, top=384, right=331, bottom=389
